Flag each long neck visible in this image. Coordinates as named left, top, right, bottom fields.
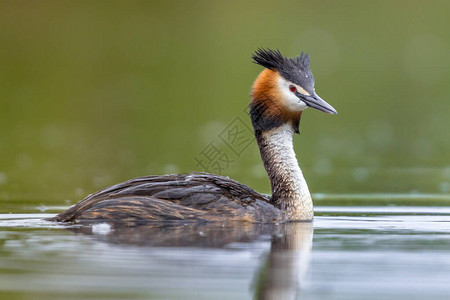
left=255, top=124, right=313, bottom=221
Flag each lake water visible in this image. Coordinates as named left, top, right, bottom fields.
left=1, top=201, right=450, bottom=300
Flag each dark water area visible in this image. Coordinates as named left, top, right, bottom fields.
left=1, top=0, right=450, bottom=202
left=1, top=204, right=450, bottom=300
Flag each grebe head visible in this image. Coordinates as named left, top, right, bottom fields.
left=250, top=48, right=337, bottom=133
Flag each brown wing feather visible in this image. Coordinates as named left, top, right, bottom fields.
left=49, top=173, right=281, bottom=223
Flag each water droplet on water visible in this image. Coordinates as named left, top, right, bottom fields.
left=92, top=223, right=112, bottom=235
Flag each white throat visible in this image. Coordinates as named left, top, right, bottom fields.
left=257, top=124, right=313, bottom=221
left=277, top=76, right=308, bottom=112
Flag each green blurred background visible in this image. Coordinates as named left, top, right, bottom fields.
left=1, top=0, right=449, bottom=207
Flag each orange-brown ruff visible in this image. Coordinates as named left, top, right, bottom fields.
left=251, top=69, right=302, bottom=134
left=49, top=48, right=337, bottom=224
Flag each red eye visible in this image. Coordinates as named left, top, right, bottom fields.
left=289, top=85, right=297, bottom=93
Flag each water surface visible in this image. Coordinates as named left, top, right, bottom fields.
left=1, top=203, right=450, bottom=300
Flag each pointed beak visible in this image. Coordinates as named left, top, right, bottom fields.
left=302, top=92, right=337, bottom=114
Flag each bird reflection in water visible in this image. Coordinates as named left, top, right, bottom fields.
left=70, top=222, right=313, bottom=299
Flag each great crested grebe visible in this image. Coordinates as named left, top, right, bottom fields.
left=49, top=48, right=337, bottom=224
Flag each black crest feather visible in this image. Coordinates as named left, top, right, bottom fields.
left=252, top=48, right=310, bottom=70
left=252, top=48, right=314, bottom=91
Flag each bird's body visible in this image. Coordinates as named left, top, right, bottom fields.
left=49, top=48, right=337, bottom=224
left=50, top=173, right=283, bottom=223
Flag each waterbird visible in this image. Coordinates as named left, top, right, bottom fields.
left=49, top=48, right=337, bottom=224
